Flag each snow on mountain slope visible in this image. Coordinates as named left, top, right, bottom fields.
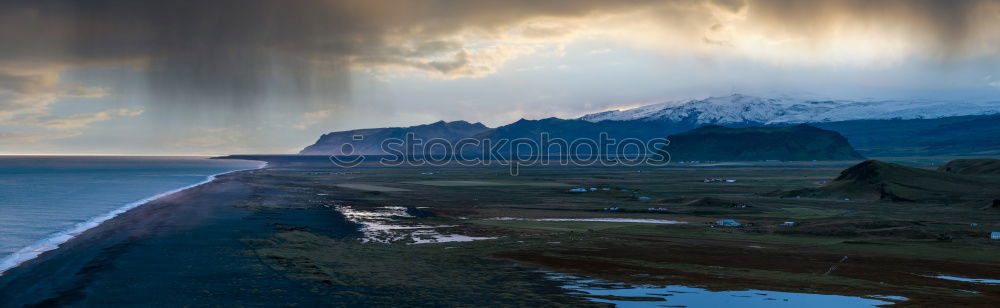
left=580, top=94, right=1000, bottom=124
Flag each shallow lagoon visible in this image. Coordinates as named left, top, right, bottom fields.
left=548, top=273, right=901, bottom=307
left=929, top=275, right=1000, bottom=285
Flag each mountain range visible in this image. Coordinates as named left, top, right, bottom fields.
left=579, top=94, right=1000, bottom=124
left=301, top=94, right=1000, bottom=158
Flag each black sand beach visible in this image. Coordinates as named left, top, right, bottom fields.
left=0, top=171, right=322, bottom=306
left=0, top=169, right=586, bottom=306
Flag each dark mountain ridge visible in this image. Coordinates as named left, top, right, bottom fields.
left=664, top=125, right=863, bottom=162
left=300, top=120, right=490, bottom=155
left=300, top=114, right=1000, bottom=158
left=812, top=115, right=1000, bottom=156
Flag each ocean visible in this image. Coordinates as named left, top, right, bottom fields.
left=0, top=156, right=263, bottom=274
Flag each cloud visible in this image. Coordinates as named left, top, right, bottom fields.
left=0, top=131, right=80, bottom=145
left=0, top=68, right=61, bottom=119
left=0, top=64, right=135, bottom=137
left=408, top=46, right=537, bottom=78
left=12, top=108, right=143, bottom=130
left=168, top=128, right=243, bottom=148
left=294, top=109, right=335, bottom=130
left=0, top=0, right=662, bottom=112
left=3, top=1, right=997, bottom=90
left=520, top=24, right=576, bottom=39
left=164, top=127, right=257, bottom=154
left=741, top=0, right=994, bottom=53
left=707, top=0, right=747, bottom=14
left=0, top=66, right=117, bottom=143
left=1, top=0, right=998, bottom=123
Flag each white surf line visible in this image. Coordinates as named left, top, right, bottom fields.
left=0, top=161, right=266, bottom=276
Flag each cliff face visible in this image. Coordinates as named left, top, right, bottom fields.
left=664, top=125, right=864, bottom=162
left=299, top=121, right=491, bottom=155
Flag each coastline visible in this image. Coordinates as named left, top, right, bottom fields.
left=2, top=162, right=997, bottom=305
left=0, top=166, right=270, bottom=305
left=0, top=161, right=266, bottom=276
left=0, top=163, right=598, bottom=306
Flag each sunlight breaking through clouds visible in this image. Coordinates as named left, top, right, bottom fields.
left=0, top=0, right=998, bottom=154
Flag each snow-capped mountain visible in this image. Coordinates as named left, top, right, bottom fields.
left=580, top=94, right=1000, bottom=124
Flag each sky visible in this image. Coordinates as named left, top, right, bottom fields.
left=0, top=0, right=999, bottom=155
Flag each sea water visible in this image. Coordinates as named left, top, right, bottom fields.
left=0, top=156, right=263, bottom=274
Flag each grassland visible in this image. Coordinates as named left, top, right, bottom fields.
left=233, top=161, right=1000, bottom=306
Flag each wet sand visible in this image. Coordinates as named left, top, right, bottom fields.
left=0, top=171, right=337, bottom=306
left=0, top=169, right=585, bottom=307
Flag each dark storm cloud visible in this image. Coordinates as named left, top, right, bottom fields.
left=0, top=0, right=660, bottom=110
left=0, top=0, right=996, bottom=112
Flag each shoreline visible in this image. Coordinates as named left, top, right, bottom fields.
left=2, top=163, right=997, bottom=305
left=0, top=161, right=266, bottom=276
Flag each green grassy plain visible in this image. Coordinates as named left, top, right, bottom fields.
left=235, top=162, right=1000, bottom=305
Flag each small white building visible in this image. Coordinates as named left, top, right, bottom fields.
left=716, top=219, right=741, bottom=227
left=569, top=188, right=588, bottom=193
left=781, top=221, right=798, bottom=227
left=704, top=178, right=736, bottom=183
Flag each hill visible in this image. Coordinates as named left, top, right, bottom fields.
left=664, top=125, right=863, bottom=162
left=938, top=159, right=1000, bottom=176
left=785, top=160, right=1000, bottom=202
